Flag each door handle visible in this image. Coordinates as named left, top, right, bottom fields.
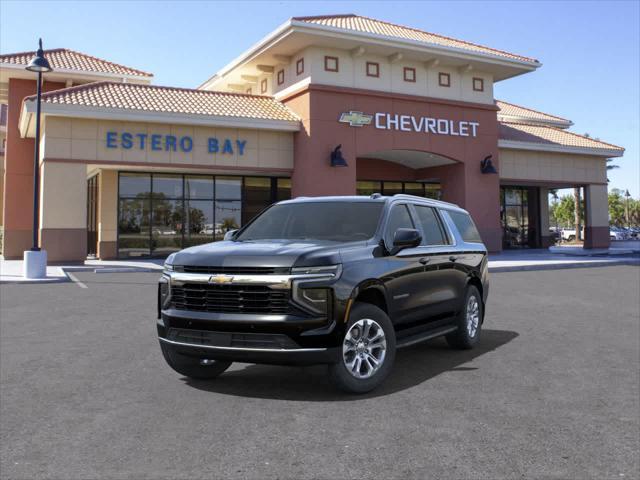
left=449, top=256, right=458, bottom=262
left=419, top=257, right=431, bottom=265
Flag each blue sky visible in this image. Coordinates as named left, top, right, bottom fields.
left=1, top=0, right=638, bottom=196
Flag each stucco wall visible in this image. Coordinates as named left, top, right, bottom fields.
left=273, top=46, right=494, bottom=105
left=42, top=117, right=294, bottom=171
left=499, top=148, right=607, bottom=184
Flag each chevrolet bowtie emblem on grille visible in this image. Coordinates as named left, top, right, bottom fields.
left=339, top=111, right=373, bottom=127
left=209, top=274, right=234, bottom=284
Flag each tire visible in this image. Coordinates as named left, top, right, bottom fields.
left=328, top=302, right=396, bottom=394
left=160, top=342, right=232, bottom=380
left=567, top=235, right=575, bottom=242
left=446, top=285, right=483, bottom=350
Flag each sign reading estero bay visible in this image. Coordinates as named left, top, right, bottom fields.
left=339, top=111, right=480, bottom=137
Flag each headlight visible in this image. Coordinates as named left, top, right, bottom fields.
left=291, top=264, right=342, bottom=277
left=293, top=287, right=331, bottom=315
left=164, top=253, right=176, bottom=272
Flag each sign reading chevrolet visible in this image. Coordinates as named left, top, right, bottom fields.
left=339, top=111, right=480, bottom=137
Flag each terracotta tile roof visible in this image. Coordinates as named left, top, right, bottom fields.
left=496, top=100, right=571, bottom=126
left=0, top=48, right=152, bottom=78
left=27, top=81, right=299, bottom=122
left=293, top=14, right=538, bottom=64
left=499, top=122, right=624, bottom=153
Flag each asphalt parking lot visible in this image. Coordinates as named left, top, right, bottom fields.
left=1, top=266, right=639, bottom=480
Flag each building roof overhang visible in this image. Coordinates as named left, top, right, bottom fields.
left=200, top=17, right=541, bottom=90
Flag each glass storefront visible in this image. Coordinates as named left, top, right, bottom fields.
left=356, top=180, right=441, bottom=199
left=500, top=186, right=539, bottom=248
left=117, top=173, right=291, bottom=258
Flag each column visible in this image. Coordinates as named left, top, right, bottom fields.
left=39, top=161, right=88, bottom=261
left=98, top=170, right=118, bottom=259
left=539, top=187, right=552, bottom=247
left=584, top=184, right=610, bottom=249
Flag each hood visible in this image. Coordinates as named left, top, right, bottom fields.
left=168, top=239, right=353, bottom=269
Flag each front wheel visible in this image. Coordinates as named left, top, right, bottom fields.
left=328, top=302, right=396, bottom=394
left=160, top=342, right=232, bottom=380
left=446, top=285, right=483, bottom=350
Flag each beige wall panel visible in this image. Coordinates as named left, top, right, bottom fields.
left=241, top=148, right=259, bottom=167
left=71, top=119, right=98, bottom=140
left=98, top=170, right=118, bottom=242
left=258, top=131, right=280, bottom=150
left=72, top=138, right=98, bottom=161
left=499, top=149, right=608, bottom=184
left=44, top=137, right=71, bottom=158
left=45, top=117, right=72, bottom=138
left=39, top=162, right=86, bottom=229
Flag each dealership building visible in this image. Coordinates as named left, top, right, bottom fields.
left=0, top=14, right=624, bottom=261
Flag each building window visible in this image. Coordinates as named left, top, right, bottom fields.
left=403, top=67, right=416, bottom=82
left=277, top=69, right=284, bottom=85
left=117, top=173, right=291, bottom=258
left=260, top=78, right=268, bottom=94
left=473, top=77, right=484, bottom=92
left=438, top=72, right=450, bottom=87
left=356, top=180, right=441, bottom=200
left=245, top=87, right=252, bottom=94
left=324, top=55, right=339, bottom=72
left=296, top=58, right=304, bottom=75
left=366, top=62, right=379, bottom=78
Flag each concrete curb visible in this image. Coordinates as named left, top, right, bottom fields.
left=489, top=259, right=640, bottom=273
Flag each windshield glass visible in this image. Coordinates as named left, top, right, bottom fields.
left=235, top=202, right=384, bottom=242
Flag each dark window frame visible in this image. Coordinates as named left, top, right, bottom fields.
left=296, top=58, right=304, bottom=75
left=472, top=77, right=484, bottom=92
left=324, top=55, right=339, bottom=72
left=438, top=72, right=451, bottom=87
left=403, top=67, right=416, bottom=82
left=260, top=78, right=268, bottom=94
left=366, top=61, right=380, bottom=78
left=277, top=69, right=284, bottom=85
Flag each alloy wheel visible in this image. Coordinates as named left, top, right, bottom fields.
left=466, top=295, right=480, bottom=338
left=342, top=318, right=387, bottom=379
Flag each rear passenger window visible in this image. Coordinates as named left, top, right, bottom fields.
left=414, top=206, right=447, bottom=245
left=385, top=204, right=414, bottom=246
left=449, top=211, right=482, bottom=243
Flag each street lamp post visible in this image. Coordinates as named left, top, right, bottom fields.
left=624, top=189, right=631, bottom=230
left=23, top=39, right=52, bottom=279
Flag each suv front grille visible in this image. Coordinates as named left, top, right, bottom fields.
left=171, top=284, right=290, bottom=314
left=166, top=328, right=299, bottom=349
left=174, top=266, right=290, bottom=275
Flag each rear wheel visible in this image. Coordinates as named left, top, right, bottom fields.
left=446, top=285, right=482, bottom=350
left=161, top=342, right=232, bottom=380
left=328, top=302, right=396, bottom=394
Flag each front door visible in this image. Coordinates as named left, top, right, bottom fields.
left=87, top=175, right=99, bottom=257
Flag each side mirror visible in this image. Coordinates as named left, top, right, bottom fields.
left=392, top=228, right=422, bottom=253
left=223, top=229, right=238, bottom=241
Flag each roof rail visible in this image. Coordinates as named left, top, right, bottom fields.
left=370, top=193, right=382, bottom=199
left=391, top=193, right=459, bottom=208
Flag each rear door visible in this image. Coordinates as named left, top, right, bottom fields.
left=410, top=204, right=460, bottom=322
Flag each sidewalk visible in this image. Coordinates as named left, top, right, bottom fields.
left=1, top=250, right=638, bottom=283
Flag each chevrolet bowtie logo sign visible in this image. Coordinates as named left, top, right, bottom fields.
left=209, top=274, right=234, bottom=285
left=338, top=111, right=373, bottom=127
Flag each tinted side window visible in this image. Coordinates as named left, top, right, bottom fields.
left=414, top=205, right=447, bottom=245
left=385, top=204, right=415, bottom=246
left=449, top=211, right=482, bottom=243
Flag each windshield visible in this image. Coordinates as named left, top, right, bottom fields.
left=235, top=202, right=384, bottom=242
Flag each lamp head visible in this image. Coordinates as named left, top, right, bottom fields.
left=330, top=144, right=348, bottom=167
left=26, top=39, right=53, bottom=73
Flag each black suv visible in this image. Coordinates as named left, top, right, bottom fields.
left=157, top=194, right=489, bottom=393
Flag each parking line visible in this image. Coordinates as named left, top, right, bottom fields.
left=66, top=272, right=88, bottom=289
